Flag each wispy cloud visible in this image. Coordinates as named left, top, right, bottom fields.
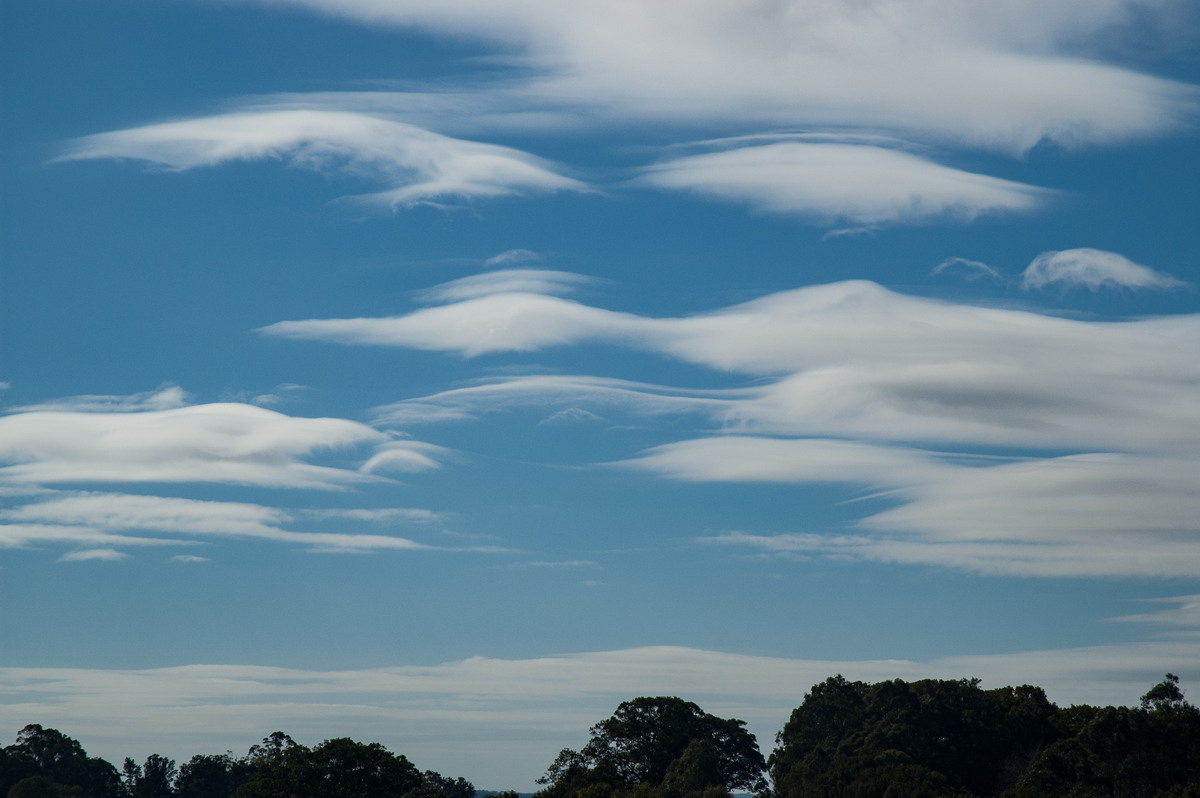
left=58, top=548, right=129, bottom=562
left=0, top=392, right=402, bottom=489
left=1, top=492, right=452, bottom=555
left=484, top=249, right=544, bottom=268
left=1109, top=595, right=1200, bottom=628
left=1022, top=248, right=1189, bottom=291
left=59, top=110, right=585, bottom=208
left=14, top=386, right=189, bottom=413
left=931, top=257, right=1005, bottom=282
left=637, top=142, right=1049, bottom=226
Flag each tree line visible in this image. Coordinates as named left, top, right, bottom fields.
left=3, top=674, right=1197, bottom=798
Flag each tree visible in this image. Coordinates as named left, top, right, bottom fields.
left=1141, top=673, right=1188, bottom=711
left=175, top=753, right=254, bottom=798
left=3, top=726, right=122, bottom=798
left=422, top=770, right=476, bottom=798
left=537, top=697, right=767, bottom=798
left=123, top=755, right=177, bottom=798
left=234, top=735, right=423, bottom=798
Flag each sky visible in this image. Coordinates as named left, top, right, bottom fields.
left=1, top=0, right=1199, bottom=790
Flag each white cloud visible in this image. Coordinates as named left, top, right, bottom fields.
left=0, top=395, right=394, bottom=489
left=374, top=375, right=735, bottom=427
left=2, top=641, right=1196, bottom=789
left=296, top=275, right=1200, bottom=578
left=261, top=293, right=647, bottom=355
left=322, top=278, right=1200, bottom=452
left=58, top=548, right=129, bottom=562
left=416, top=269, right=596, bottom=304
left=931, top=257, right=1005, bottom=282
left=484, top=249, right=543, bottom=268
left=0, top=522, right=190, bottom=550
left=1022, top=248, right=1189, bottom=291
left=359, top=441, right=448, bottom=474
left=14, top=386, right=189, bottom=413
left=1109, top=595, right=1200, bottom=628
left=644, top=438, right=1200, bottom=577
left=228, top=0, right=1197, bottom=152
left=0, top=493, right=442, bottom=555
left=59, top=110, right=585, bottom=208
left=303, top=507, right=443, bottom=524
left=170, top=554, right=211, bottom=564
left=638, top=142, right=1048, bottom=225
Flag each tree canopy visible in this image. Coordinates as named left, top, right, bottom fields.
left=536, top=696, right=767, bottom=798
left=770, top=674, right=1200, bottom=798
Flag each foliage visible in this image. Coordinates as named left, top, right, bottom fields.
left=770, top=674, right=1200, bottom=798
left=536, top=696, right=767, bottom=798
left=1, top=725, right=123, bottom=798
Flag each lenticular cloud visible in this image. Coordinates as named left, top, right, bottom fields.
left=638, top=141, right=1048, bottom=226
left=268, top=272, right=1200, bottom=577
left=1022, top=248, right=1188, bottom=291
left=237, top=0, right=1197, bottom=151
left=59, top=109, right=585, bottom=207
left=0, top=398, right=391, bottom=489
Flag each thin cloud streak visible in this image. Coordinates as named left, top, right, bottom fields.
left=0, top=492, right=461, bottom=555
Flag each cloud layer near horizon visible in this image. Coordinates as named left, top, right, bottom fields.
left=262, top=272, right=1200, bottom=578
left=4, top=636, right=1198, bottom=789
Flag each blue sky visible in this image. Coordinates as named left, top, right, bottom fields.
left=2, top=0, right=1199, bottom=789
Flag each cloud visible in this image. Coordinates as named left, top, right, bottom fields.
left=286, top=274, right=1200, bottom=578
left=59, top=110, right=585, bottom=208
left=227, top=0, right=1198, bottom=152
left=1109, top=595, right=1200, bottom=628
left=302, top=277, right=1200, bottom=452
left=931, top=257, right=1005, bottom=282
left=14, top=386, right=189, bottom=413
left=0, top=493, right=446, bottom=555
left=0, top=394, right=395, bottom=489
left=635, top=438, right=1200, bottom=577
left=374, top=375, right=735, bottom=427
left=484, top=249, right=544, bottom=268
left=1022, top=248, right=1189, bottom=291
left=260, top=293, right=647, bottom=355
left=416, top=269, right=596, bottom=304
left=359, top=441, right=448, bottom=474
left=638, top=142, right=1049, bottom=225
left=2, top=641, right=1196, bottom=789
left=58, top=548, right=129, bottom=562
left=170, top=554, right=211, bottom=564
left=303, top=507, right=443, bottom=524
